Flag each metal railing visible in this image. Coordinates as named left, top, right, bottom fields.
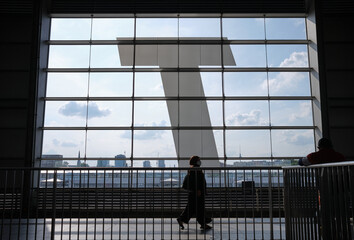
left=283, top=162, right=354, bottom=240
left=1, top=166, right=284, bottom=239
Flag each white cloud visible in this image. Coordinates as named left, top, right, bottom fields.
left=226, top=110, right=266, bottom=125
left=282, top=130, right=313, bottom=146
left=58, top=102, right=111, bottom=119
left=279, top=51, right=308, bottom=67
left=289, top=102, right=311, bottom=122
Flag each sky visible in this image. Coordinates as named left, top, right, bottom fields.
left=43, top=17, right=315, bottom=167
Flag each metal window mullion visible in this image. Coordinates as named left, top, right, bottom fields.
left=130, top=15, right=137, bottom=168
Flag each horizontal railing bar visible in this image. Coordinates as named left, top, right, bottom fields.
left=41, top=126, right=315, bottom=130
left=282, top=160, right=354, bottom=169
left=45, top=67, right=312, bottom=72
left=0, top=166, right=282, bottom=170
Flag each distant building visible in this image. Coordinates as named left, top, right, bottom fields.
left=115, top=154, right=127, bottom=167
left=157, top=159, right=165, bottom=168
left=97, top=160, right=110, bottom=167
left=143, top=160, right=151, bottom=168
left=41, top=154, right=63, bottom=168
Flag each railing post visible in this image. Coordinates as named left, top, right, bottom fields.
left=51, top=171, right=57, bottom=240
left=268, top=169, right=274, bottom=239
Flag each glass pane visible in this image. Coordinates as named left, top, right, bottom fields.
left=136, top=18, right=178, bottom=38
left=179, top=130, right=223, bottom=158
left=135, top=72, right=178, bottom=97
left=266, top=18, right=306, bottom=40
left=179, top=45, right=221, bottom=68
left=270, top=100, right=313, bottom=126
left=86, top=130, right=131, bottom=158
left=50, top=18, right=91, bottom=40
left=271, top=130, right=315, bottom=157
left=133, top=130, right=177, bottom=157
left=225, top=101, right=269, bottom=126
left=224, top=72, right=268, bottom=96
left=267, top=45, right=308, bottom=67
left=179, top=72, right=222, bottom=96
left=268, top=72, right=311, bottom=96
left=46, top=73, right=88, bottom=97
left=179, top=18, right=221, bottom=38
left=222, top=18, right=265, bottom=40
left=225, top=45, right=266, bottom=68
left=91, top=45, right=133, bottom=68
left=92, top=18, right=134, bottom=40
left=89, top=73, right=133, bottom=97
left=135, top=45, right=179, bottom=68
left=44, top=101, right=87, bottom=127
left=42, top=130, right=86, bottom=157
left=87, top=101, right=132, bottom=126
left=48, top=46, right=90, bottom=68
left=134, top=101, right=177, bottom=127
left=226, top=130, right=271, bottom=157
left=179, top=101, right=222, bottom=126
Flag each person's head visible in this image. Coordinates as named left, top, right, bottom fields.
left=318, top=138, right=333, bottom=150
left=189, top=155, right=201, bottom=167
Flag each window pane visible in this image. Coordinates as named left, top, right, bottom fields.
left=267, top=45, right=308, bottom=67
left=134, top=101, right=177, bottom=127
left=133, top=130, right=177, bottom=157
left=226, top=130, right=271, bottom=157
left=86, top=130, right=131, bottom=157
left=87, top=101, right=132, bottom=126
left=222, top=18, right=265, bottom=40
left=50, top=18, right=91, bottom=40
left=271, top=130, right=315, bottom=157
left=270, top=100, right=313, bottom=126
left=179, top=45, right=221, bottom=68
left=225, top=45, right=266, bottom=68
left=225, top=101, right=269, bottom=126
left=179, top=72, right=222, bottom=97
left=89, top=73, right=133, bottom=97
left=136, top=18, right=178, bottom=38
left=266, top=18, right=306, bottom=40
left=42, top=130, right=86, bottom=158
left=46, top=73, right=88, bottom=97
left=224, top=72, right=268, bottom=96
left=44, top=101, right=87, bottom=127
left=179, top=101, right=222, bottom=126
left=48, top=46, right=90, bottom=68
left=268, top=72, right=311, bottom=96
left=92, top=18, right=134, bottom=40
left=179, top=18, right=221, bottom=38
left=135, top=72, right=178, bottom=97
left=179, top=130, right=223, bottom=158
left=91, top=45, right=133, bottom=68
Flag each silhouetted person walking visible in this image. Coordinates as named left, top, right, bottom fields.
left=177, top=156, right=212, bottom=230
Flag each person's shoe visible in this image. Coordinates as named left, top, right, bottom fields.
left=177, top=218, right=184, bottom=230
left=200, top=224, right=212, bottom=230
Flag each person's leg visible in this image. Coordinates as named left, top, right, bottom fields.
left=196, top=195, right=212, bottom=229
left=177, top=194, right=196, bottom=229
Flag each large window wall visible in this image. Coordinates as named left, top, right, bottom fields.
left=41, top=16, right=316, bottom=167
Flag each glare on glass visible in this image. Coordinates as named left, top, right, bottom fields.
left=134, top=101, right=176, bottom=127
left=89, top=73, right=133, bottom=97
left=44, top=101, right=87, bottom=127
left=48, top=45, right=90, bottom=68
left=225, top=101, right=269, bottom=126
left=226, top=130, right=271, bottom=157
left=267, top=44, right=308, bottom=67
left=42, top=130, right=86, bottom=158
left=179, top=72, right=222, bottom=96
left=222, top=18, right=265, bottom=40
left=179, top=130, right=224, bottom=158
left=179, top=45, right=221, bottom=67
left=46, top=73, right=88, bottom=97
left=91, top=45, right=132, bottom=68
left=87, top=101, right=132, bottom=126
left=136, top=18, right=178, bottom=38
left=225, top=45, right=266, bottom=67
left=268, top=72, right=311, bottom=96
left=92, top=18, right=134, bottom=40
left=135, top=72, right=178, bottom=97
left=179, top=101, right=222, bottom=126
left=271, top=129, right=315, bottom=157
left=50, top=18, right=91, bottom=40
left=86, top=130, right=131, bottom=158
left=224, top=72, right=268, bottom=96
left=270, top=100, right=313, bottom=126
left=179, top=18, right=221, bottom=38
left=133, top=130, right=177, bottom=157
left=266, top=18, right=306, bottom=40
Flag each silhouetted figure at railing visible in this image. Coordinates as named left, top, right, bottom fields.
left=299, top=137, right=346, bottom=166
left=177, top=156, right=212, bottom=230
